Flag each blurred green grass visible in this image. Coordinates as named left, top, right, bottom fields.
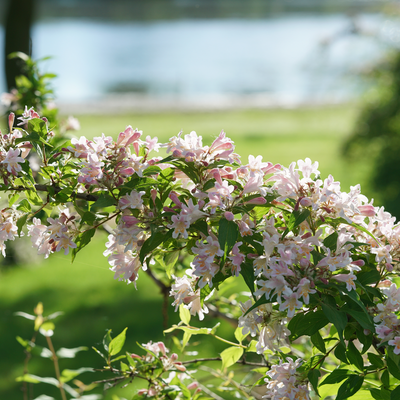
left=0, top=104, right=367, bottom=399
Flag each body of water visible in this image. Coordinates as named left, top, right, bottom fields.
left=0, top=12, right=395, bottom=106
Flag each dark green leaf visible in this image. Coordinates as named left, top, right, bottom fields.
left=357, top=269, right=381, bottom=286
left=334, top=343, right=348, bottom=364
left=311, top=331, right=326, bottom=354
left=288, top=310, right=329, bottom=340
left=81, top=211, right=96, bottom=226
left=139, top=229, right=173, bottom=264
left=282, top=209, right=310, bottom=239
left=244, top=295, right=275, bottom=316
left=308, top=369, right=320, bottom=396
left=321, top=296, right=347, bottom=345
left=381, top=369, right=390, bottom=388
left=218, top=218, right=239, bottom=260
left=370, top=388, right=391, bottom=400
left=91, top=193, right=116, bottom=210
left=240, top=262, right=255, bottom=294
left=367, top=353, right=384, bottom=368
left=320, top=368, right=350, bottom=386
left=391, top=385, right=400, bottom=400
left=346, top=341, right=363, bottom=372
left=301, top=355, right=324, bottom=371
left=323, top=231, right=338, bottom=252
left=387, top=356, right=400, bottom=380
left=191, top=219, right=209, bottom=237
left=336, top=375, right=364, bottom=400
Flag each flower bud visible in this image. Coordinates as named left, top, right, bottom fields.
left=299, top=197, right=312, bottom=207
left=224, top=211, right=234, bottom=221
left=187, top=382, right=199, bottom=390
left=8, top=112, right=15, bottom=132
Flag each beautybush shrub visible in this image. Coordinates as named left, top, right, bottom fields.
left=2, top=106, right=400, bottom=400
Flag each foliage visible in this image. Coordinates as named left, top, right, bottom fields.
left=2, top=102, right=400, bottom=400
left=342, top=50, right=400, bottom=218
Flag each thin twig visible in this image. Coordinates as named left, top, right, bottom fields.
left=181, top=357, right=270, bottom=368
left=46, top=336, right=67, bottom=400
left=11, top=184, right=99, bottom=202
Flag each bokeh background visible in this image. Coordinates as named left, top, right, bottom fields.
left=1, top=1, right=400, bottom=399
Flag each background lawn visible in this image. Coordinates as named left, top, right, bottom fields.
left=0, top=104, right=369, bottom=399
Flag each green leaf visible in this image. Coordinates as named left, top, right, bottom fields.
left=323, top=231, right=338, bottom=252
left=370, top=388, right=391, bottom=400
left=246, top=340, right=258, bottom=353
left=381, top=369, right=390, bottom=388
left=179, top=304, right=191, bottom=325
left=308, top=369, right=320, bottom=396
left=282, top=209, right=310, bottom=239
left=336, top=375, right=364, bottom=400
left=243, top=295, right=275, bottom=316
left=71, top=228, right=96, bottom=262
left=387, top=356, right=400, bottom=380
left=234, top=327, right=248, bottom=343
left=220, top=346, right=243, bottom=370
left=81, top=211, right=96, bottom=226
left=17, top=199, right=31, bottom=213
left=91, top=193, right=116, bottom=210
left=139, top=229, right=173, bottom=264
left=321, top=296, right=347, bottom=345
left=346, top=341, right=364, bottom=372
left=16, top=374, right=59, bottom=387
left=17, top=214, right=29, bottom=236
left=8, top=192, right=19, bottom=206
left=334, top=343, right=348, bottom=364
left=163, top=325, right=211, bottom=336
left=367, top=353, right=384, bottom=369
left=103, top=329, right=112, bottom=353
left=109, top=328, right=128, bottom=356
left=60, top=367, right=93, bottom=383
left=357, top=269, right=381, bottom=286
left=182, top=331, right=192, bottom=349
left=288, top=310, right=329, bottom=340
left=218, top=218, right=239, bottom=261
left=162, top=250, right=180, bottom=278
left=56, top=346, right=87, bottom=358
left=25, top=188, right=43, bottom=206
left=391, top=385, right=400, bottom=400
left=240, top=262, right=255, bottom=294
left=191, top=219, right=209, bottom=237
left=320, top=368, right=350, bottom=386
left=311, top=331, right=326, bottom=354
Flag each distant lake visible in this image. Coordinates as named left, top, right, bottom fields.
left=0, top=13, right=395, bottom=104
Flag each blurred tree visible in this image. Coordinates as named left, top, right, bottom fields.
left=4, top=0, right=35, bottom=91
left=342, top=50, right=400, bottom=218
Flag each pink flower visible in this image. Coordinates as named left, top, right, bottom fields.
left=229, top=242, right=245, bottom=276
left=168, top=214, right=191, bottom=239
left=2, top=148, right=24, bottom=175
left=295, top=278, right=316, bottom=305
left=279, top=290, right=302, bottom=318
left=17, top=106, right=40, bottom=126
left=389, top=336, right=400, bottom=354
left=119, top=190, right=146, bottom=210
left=117, top=125, right=141, bottom=147
left=332, top=273, right=357, bottom=291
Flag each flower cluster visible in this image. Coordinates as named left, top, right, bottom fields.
left=4, top=108, right=400, bottom=398
left=264, top=358, right=309, bottom=400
